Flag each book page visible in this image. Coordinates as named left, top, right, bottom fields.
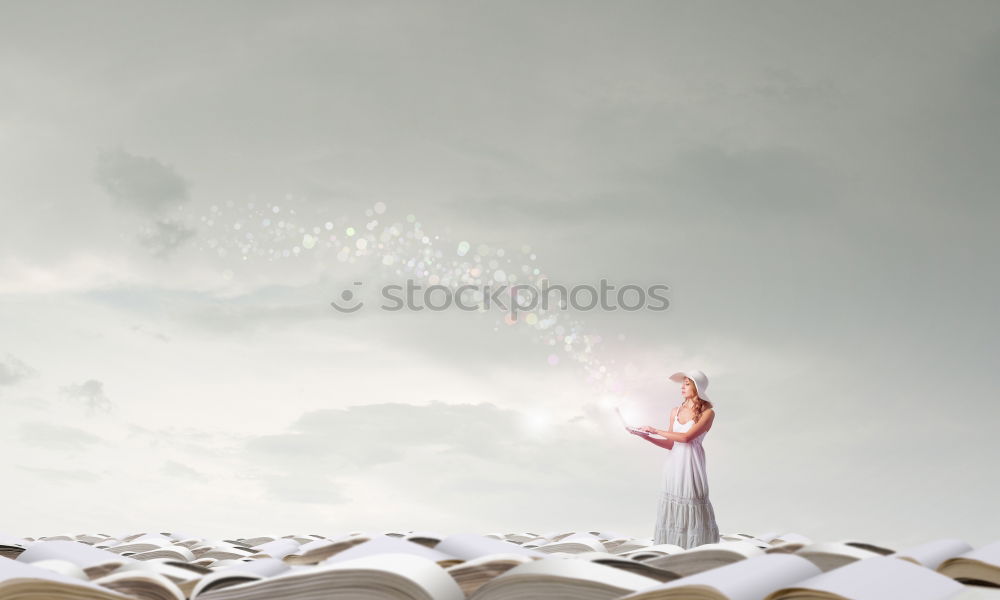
left=288, top=533, right=369, bottom=558
left=0, top=533, right=29, bottom=548
left=111, top=558, right=212, bottom=585
left=16, top=540, right=135, bottom=569
left=319, top=535, right=457, bottom=565
left=405, top=531, right=446, bottom=543
left=247, top=538, right=301, bottom=559
left=776, top=533, right=814, bottom=544
left=444, top=553, right=535, bottom=570
left=622, top=554, right=821, bottom=600
left=767, top=556, right=963, bottom=600
left=892, top=539, right=973, bottom=569
left=110, top=534, right=174, bottom=549
left=621, top=542, right=687, bottom=557
left=289, top=538, right=339, bottom=555
left=188, top=558, right=292, bottom=599
left=555, top=551, right=646, bottom=563
left=481, top=555, right=662, bottom=592
left=436, top=533, right=546, bottom=560
left=954, top=541, right=1000, bottom=568
left=0, top=557, right=131, bottom=597
left=947, top=586, right=1000, bottom=599
left=645, top=540, right=765, bottom=568
left=196, top=552, right=465, bottom=600
left=20, top=559, right=88, bottom=580
left=213, top=558, right=291, bottom=579
left=320, top=552, right=466, bottom=599
left=129, top=545, right=197, bottom=561
left=94, top=569, right=185, bottom=600
left=536, top=538, right=608, bottom=553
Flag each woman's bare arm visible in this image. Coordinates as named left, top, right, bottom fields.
left=650, top=409, right=715, bottom=443
left=634, top=407, right=675, bottom=449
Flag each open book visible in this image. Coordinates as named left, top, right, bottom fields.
left=467, top=555, right=665, bottom=599
left=17, top=539, right=139, bottom=579
left=642, top=541, right=765, bottom=577
left=7, top=529, right=1000, bottom=600
left=192, top=553, right=465, bottom=600
left=0, top=558, right=135, bottom=600
left=12, top=539, right=206, bottom=599
left=0, top=532, right=28, bottom=560
left=617, top=554, right=1000, bottom=600
left=938, top=540, right=1000, bottom=587
left=891, top=539, right=974, bottom=570
left=619, top=553, right=822, bottom=599
left=192, top=533, right=521, bottom=599
left=282, top=534, right=372, bottom=565
left=763, top=555, right=999, bottom=600
left=437, top=533, right=545, bottom=596
left=544, top=550, right=678, bottom=583
left=791, top=541, right=890, bottom=572
left=188, top=558, right=296, bottom=598
left=534, top=533, right=608, bottom=554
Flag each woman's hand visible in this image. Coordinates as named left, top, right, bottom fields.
left=639, top=425, right=658, bottom=435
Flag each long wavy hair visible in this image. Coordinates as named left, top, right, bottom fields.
left=685, top=379, right=715, bottom=424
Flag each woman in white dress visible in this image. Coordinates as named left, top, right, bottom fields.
left=632, top=369, right=721, bottom=549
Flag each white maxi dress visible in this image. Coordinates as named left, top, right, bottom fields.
left=652, top=410, right=721, bottom=549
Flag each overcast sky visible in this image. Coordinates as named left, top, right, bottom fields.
left=1, top=1, right=998, bottom=549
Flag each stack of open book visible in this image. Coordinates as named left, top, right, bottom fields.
left=1, top=529, right=998, bottom=599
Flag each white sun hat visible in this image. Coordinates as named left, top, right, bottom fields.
left=669, top=369, right=711, bottom=402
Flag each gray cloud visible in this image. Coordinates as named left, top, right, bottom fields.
left=95, top=148, right=190, bottom=215
left=0, top=354, right=35, bottom=386
left=94, top=148, right=197, bottom=260
left=137, top=218, right=197, bottom=258
left=18, top=421, right=106, bottom=452
left=60, top=379, right=114, bottom=414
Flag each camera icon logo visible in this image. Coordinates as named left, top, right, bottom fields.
left=330, top=281, right=364, bottom=313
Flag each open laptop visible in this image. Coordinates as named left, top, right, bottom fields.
left=615, top=406, right=650, bottom=435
